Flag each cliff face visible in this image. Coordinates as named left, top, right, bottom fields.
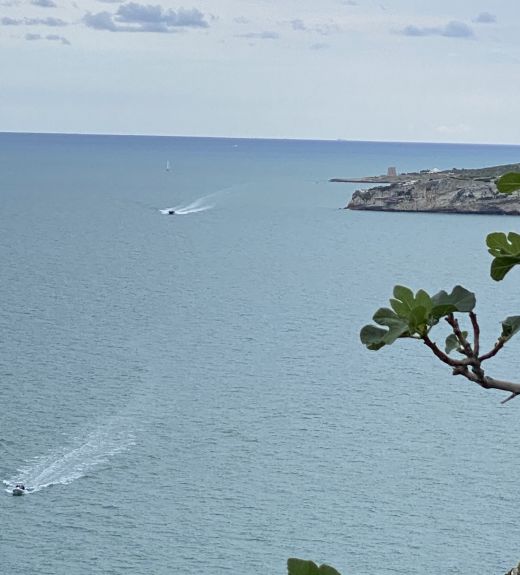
left=342, top=163, right=520, bottom=215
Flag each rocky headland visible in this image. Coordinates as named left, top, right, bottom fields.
left=331, top=163, right=520, bottom=215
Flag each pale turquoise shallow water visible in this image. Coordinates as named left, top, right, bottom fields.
left=2, top=133, right=520, bottom=574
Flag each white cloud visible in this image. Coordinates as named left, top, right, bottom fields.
left=1, top=16, right=67, bottom=26
left=401, top=20, right=474, bottom=38
left=237, top=31, right=279, bottom=40
left=25, top=31, right=70, bottom=44
left=473, top=12, right=496, bottom=24
left=83, top=3, right=209, bottom=33
left=31, top=0, right=57, bottom=7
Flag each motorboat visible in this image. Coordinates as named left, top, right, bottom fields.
left=12, top=483, right=26, bottom=496
left=168, top=210, right=176, bottom=215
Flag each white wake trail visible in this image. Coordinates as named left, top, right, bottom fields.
left=160, top=203, right=213, bottom=215
left=160, top=182, right=245, bottom=216
left=4, top=418, right=135, bottom=494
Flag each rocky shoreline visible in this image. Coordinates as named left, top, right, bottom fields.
left=332, top=163, right=520, bottom=215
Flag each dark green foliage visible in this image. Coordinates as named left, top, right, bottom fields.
left=501, top=316, right=520, bottom=341
left=430, top=286, right=476, bottom=315
left=287, top=559, right=342, bottom=575
left=445, top=332, right=467, bottom=354
left=496, top=172, right=520, bottom=194
left=487, top=232, right=520, bottom=281
left=360, top=285, right=476, bottom=350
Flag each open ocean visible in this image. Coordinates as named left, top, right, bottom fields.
left=2, top=132, right=520, bottom=575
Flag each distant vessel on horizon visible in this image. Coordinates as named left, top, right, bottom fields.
left=166, top=160, right=171, bottom=172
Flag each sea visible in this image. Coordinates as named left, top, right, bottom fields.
left=2, top=132, right=520, bottom=575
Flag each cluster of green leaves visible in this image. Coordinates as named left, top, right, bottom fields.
left=360, top=285, right=476, bottom=350
left=288, top=559, right=341, bottom=575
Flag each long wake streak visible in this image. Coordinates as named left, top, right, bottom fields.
left=161, top=193, right=215, bottom=216
left=160, top=182, right=245, bottom=216
left=3, top=418, right=134, bottom=494
left=160, top=202, right=213, bottom=216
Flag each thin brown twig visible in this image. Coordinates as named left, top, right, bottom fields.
left=469, top=312, right=480, bottom=357
left=479, top=338, right=506, bottom=362
left=422, top=335, right=464, bottom=367
left=501, top=393, right=519, bottom=405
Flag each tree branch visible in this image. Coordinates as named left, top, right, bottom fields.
left=422, top=335, right=465, bottom=367
left=445, top=313, right=473, bottom=357
left=469, top=311, right=480, bottom=357
left=479, top=337, right=506, bottom=362
left=452, top=366, right=520, bottom=401
left=424, top=328, right=520, bottom=403
left=501, top=392, right=519, bottom=405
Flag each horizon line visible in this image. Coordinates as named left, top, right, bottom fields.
left=0, top=129, right=519, bottom=148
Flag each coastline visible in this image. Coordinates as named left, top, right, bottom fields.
left=331, top=163, right=520, bottom=215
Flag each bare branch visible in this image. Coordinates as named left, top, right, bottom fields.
left=501, top=393, right=519, bottom=405
left=470, top=311, right=480, bottom=357
left=452, top=367, right=520, bottom=400
left=425, top=329, right=520, bottom=402
left=479, top=337, right=506, bottom=362
left=422, top=335, right=465, bottom=367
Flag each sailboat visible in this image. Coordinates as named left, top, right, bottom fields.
left=166, top=160, right=171, bottom=172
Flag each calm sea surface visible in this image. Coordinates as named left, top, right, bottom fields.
left=2, top=133, right=520, bottom=574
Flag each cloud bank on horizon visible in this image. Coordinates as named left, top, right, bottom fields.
left=0, top=0, right=516, bottom=144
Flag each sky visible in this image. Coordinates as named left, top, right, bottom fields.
left=1, top=0, right=519, bottom=143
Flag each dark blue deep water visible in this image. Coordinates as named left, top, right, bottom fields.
left=2, top=133, right=520, bottom=574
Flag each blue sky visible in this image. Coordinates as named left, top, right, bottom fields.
left=1, top=0, right=519, bottom=143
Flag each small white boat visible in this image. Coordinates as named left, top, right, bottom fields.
left=12, top=484, right=26, bottom=496
left=166, top=160, right=171, bottom=172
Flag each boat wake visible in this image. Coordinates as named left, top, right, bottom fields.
left=160, top=195, right=214, bottom=216
left=159, top=183, right=244, bottom=216
left=160, top=201, right=213, bottom=216
left=3, top=418, right=135, bottom=495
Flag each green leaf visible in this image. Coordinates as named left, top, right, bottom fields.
left=360, top=324, right=387, bottom=350
left=445, top=334, right=459, bottom=354
left=490, top=256, right=520, bottom=281
left=486, top=232, right=520, bottom=281
left=288, top=559, right=320, bottom=575
left=415, top=289, right=432, bottom=313
left=486, top=232, right=520, bottom=256
left=318, top=566, right=342, bottom=575
left=287, top=559, right=342, bottom=575
left=408, top=305, right=429, bottom=335
left=360, top=305, right=413, bottom=350
left=431, top=285, right=476, bottom=317
left=389, top=298, right=410, bottom=318
left=445, top=331, right=468, bottom=354
left=501, top=316, right=520, bottom=340
left=393, top=285, right=414, bottom=310
left=496, top=172, right=520, bottom=194
left=372, top=307, right=410, bottom=344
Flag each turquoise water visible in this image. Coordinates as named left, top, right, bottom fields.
left=2, top=133, right=520, bottom=574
